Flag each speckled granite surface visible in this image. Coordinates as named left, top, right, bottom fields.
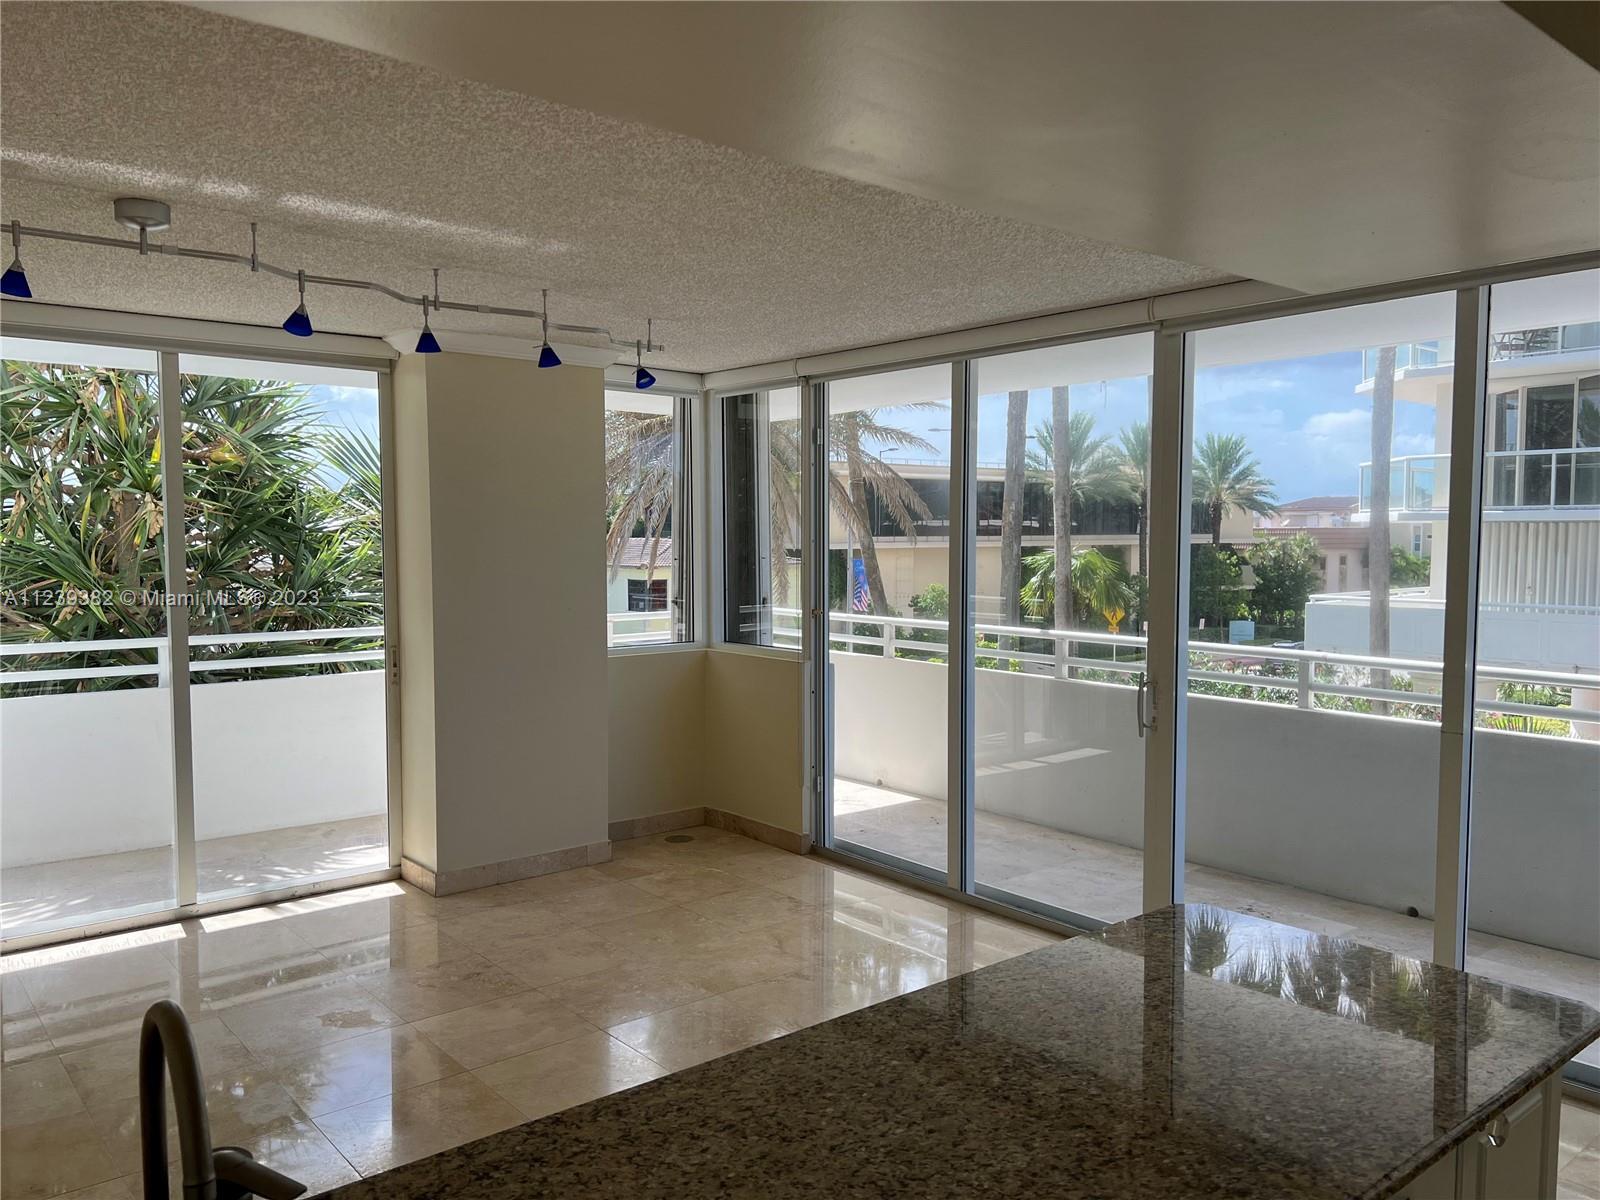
left=313, top=905, right=1600, bottom=1200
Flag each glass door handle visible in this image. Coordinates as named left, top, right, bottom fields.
left=1135, top=673, right=1152, bottom=738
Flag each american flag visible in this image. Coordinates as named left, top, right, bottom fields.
left=851, top=557, right=870, bottom=613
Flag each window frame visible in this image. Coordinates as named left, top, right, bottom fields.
left=604, top=388, right=697, bottom=654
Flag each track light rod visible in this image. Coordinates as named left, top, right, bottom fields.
left=1, top=220, right=665, bottom=354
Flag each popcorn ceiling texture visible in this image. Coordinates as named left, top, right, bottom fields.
left=0, top=2, right=1227, bottom=371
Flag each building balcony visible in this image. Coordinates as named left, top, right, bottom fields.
left=1357, top=448, right=1600, bottom=518
left=1358, top=322, right=1600, bottom=385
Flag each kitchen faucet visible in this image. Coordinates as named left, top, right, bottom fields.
left=140, top=1000, right=307, bottom=1200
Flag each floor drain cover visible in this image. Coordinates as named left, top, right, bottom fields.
left=664, top=834, right=694, bottom=843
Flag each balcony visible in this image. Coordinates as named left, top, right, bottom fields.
left=1, top=630, right=390, bottom=941
left=785, top=608, right=1600, bottom=1067
left=1358, top=448, right=1600, bottom=515
left=1358, top=322, right=1600, bottom=383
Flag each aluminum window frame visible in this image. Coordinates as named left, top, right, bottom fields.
left=793, top=253, right=1598, bottom=1053
left=0, top=314, right=401, bottom=949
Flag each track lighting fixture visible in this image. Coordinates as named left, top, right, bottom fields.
left=281, top=269, right=313, bottom=337
left=537, top=289, right=561, bottom=368
left=1, top=201, right=670, bottom=365
left=1, top=221, right=32, bottom=299
left=634, top=351, right=656, bottom=390
left=415, top=296, right=442, bottom=354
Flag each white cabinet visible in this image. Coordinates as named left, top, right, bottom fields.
left=1397, top=1073, right=1562, bottom=1200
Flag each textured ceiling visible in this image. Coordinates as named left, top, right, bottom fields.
left=201, top=1, right=1600, bottom=297
left=0, top=3, right=1227, bottom=372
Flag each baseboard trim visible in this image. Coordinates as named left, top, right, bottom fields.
left=401, top=808, right=810, bottom=898
left=401, top=839, right=613, bottom=897
left=703, top=808, right=812, bottom=856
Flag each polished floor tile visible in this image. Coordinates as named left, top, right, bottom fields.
left=256, top=1025, right=466, bottom=1118
left=2, top=1055, right=85, bottom=1125
left=2, top=1109, right=122, bottom=1198
left=214, top=978, right=402, bottom=1057
left=411, top=991, right=594, bottom=1070
left=2, top=826, right=1062, bottom=1191
left=608, top=993, right=796, bottom=1072
left=473, top=1030, right=666, bottom=1121
left=311, top=1072, right=524, bottom=1176
left=536, top=961, right=715, bottom=1028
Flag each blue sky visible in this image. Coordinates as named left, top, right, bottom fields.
left=307, top=384, right=381, bottom=438
left=860, top=349, right=1439, bottom=502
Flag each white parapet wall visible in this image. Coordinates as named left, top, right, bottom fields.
left=1, top=670, right=387, bottom=868
left=833, top=653, right=1599, bottom=959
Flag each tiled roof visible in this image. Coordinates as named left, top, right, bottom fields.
left=612, top=537, right=672, bottom=568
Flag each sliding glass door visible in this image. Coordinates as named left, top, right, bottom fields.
left=823, top=364, right=955, bottom=879
left=1176, top=293, right=1458, bottom=960
left=1466, top=268, right=1600, bottom=1078
left=0, top=339, right=393, bottom=942
left=967, top=335, right=1154, bottom=925
left=180, top=355, right=390, bottom=904
left=1, top=341, right=178, bottom=936
left=812, top=263, right=1595, bottom=1091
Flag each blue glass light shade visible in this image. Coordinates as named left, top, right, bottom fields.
left=416, top=324, right=442, bottom=354
left=281, top=303, right=313, bottom=337
left=634, top=365, right=656, bottom=390
left=538, top=342, right=562, bottom=369
left=1, top=257, right=32, bottom=299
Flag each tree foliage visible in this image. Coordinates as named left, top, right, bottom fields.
left=2, top=361, right=382, bottom=689
left=1193, top=432, right=1279, bottom=545
left=1021, top=546, right=1135, bottom=633
left=1248, top=533, right=1323, bottom=627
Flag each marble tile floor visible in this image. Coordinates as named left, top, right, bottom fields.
left=0, top=826, right=1061, bottom=1198
left=835, top=778, right=1600, bottom=1072
left=1, top=817, right=390, bottom=942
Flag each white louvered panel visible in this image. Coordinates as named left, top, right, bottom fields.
left=1479, top=520, right=1600, bottom=608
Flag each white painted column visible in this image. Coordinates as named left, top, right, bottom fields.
left=392, top=348, right=611, bottom=892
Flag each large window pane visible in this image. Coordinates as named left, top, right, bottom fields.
left=1181, top=293, right=1456, bottom=962
left=1, top=341, right=175, bottom=939
left=1468, top=269, right=1600, bottom=1076
left=721, top=387, right=800, bottom=648
left=969, top=334, right=1153, bottom=924
left=179, top=356, right=388, bottom=903
left=606, top=390, right=688, bottom=647
left=826, top=365, right=952, bottom=878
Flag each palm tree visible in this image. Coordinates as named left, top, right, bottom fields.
left=1024, top=410, right=1120, bottom=628
left=1367, top=346, right=1396, bottom=714
left=1047, top=387, right=1072, bottom=633
left=999, top=390, right=1029, bottom=649
left=604, top=408, right=676, bottom=589
left=1020, top=546, right=1135, bottom=633
left=756, top=406, right=938, bottom=616
left=1108, top=421, right=1150, bottom=583
left=2, top=362, right=383, bottom=686
left=833, top=408, right=937, bottom=615
left=1192, top=432, right=1279, bottom=546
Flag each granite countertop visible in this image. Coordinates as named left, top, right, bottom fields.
left=315, top=904, right=1600, bottom=1200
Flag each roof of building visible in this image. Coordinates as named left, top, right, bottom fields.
left=612, top=537, right=673, bottom=569
left=1277, top=496, right=1358, bottom=512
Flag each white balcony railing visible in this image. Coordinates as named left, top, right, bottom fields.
left=1358, top=323, right=1600, bottom=382
left=777, top=608, right=1599, bottom=733
left=1358, top=449, right=1600, bottom=513
left=0, top=627, right=385, bottom=686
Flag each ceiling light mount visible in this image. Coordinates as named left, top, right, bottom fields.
left=113, top=197, right=172, bottom=234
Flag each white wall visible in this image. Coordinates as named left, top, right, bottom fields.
left=395, top=353, right=610, bottom=877
left=832, top=654, right=1599, bottom=957
left=608, top=650, right=706, bottom=822
left=1306, top=593, right=1600, bottom=671
left=1, top=672, right=386, bottom=868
